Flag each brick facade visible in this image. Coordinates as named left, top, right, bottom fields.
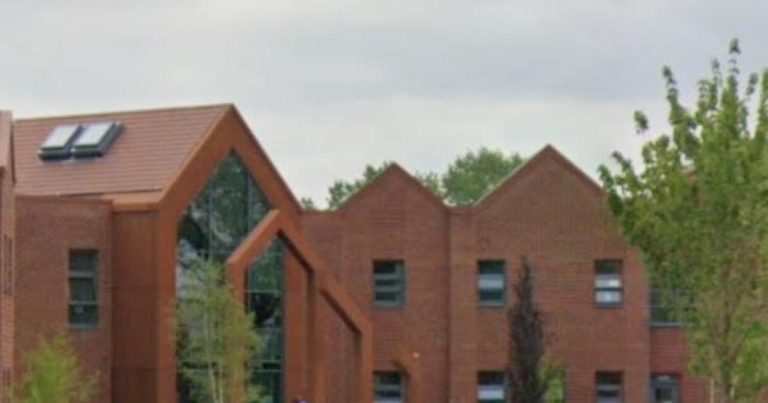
left=303, top=146, right=709, bottom=402
left=0, top=104, right=710, bottom=402
left=15, top=196, right=113, bottom=402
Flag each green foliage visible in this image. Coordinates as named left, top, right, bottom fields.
left=413, top=170, right=445, bottom=199
left=326, top=161, right=393, bottom=209
left=541, top=359, right=566, bottom=403
left=176, top=260, right=261, bottom=403
left=599, top=40, right=768, bottom=402
left=442, top=147, right=524, bottom=206
left=314, top=148, right=524, bottom=210
left=299, top=197, right=318, bottom=211
left=15, top=333, right=96, bottom=403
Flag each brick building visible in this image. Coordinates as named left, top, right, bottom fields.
left=0, top=103, right=708, bottom=402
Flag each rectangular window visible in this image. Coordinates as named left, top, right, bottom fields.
left=650, top=374, right=679, bottom=403
left=3, top=236, right=12, bottom=296
left=373, top=260, right=405, bottom=307
left=374, top=372, right=404, bottom=403
left=650, top=287, right=686, bottom=327
left=478, top=371, right=506, bottom=403
left=596, top=372, right=622, bottom=403
left=595, top=260, right=623, bottom=308
left=478, top=260, right=506, bottom=307
left=69, top=250, right=99, bottom=327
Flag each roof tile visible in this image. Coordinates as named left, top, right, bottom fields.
left=13, top=104, right=229, bottom=196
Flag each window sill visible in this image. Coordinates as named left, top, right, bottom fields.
left=595, top=303, right=623, bottom=310
left=478, top=303, right=507, bottom=309
left=70, top=324, right=100, bottom=331
left=373, top=304, right=405, bottom=310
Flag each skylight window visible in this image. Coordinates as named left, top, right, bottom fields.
left=71, top=121, right=122, bottom=158
left=39, top=124, right=81, bottom=160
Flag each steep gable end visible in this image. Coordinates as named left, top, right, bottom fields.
left=336, top=163, right=446, bottom=213
left=475, top=144, right=603, bottom=211
left=161, top=106, right=302, bottom=219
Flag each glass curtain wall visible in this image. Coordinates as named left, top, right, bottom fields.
left=176, top=152, right=280, bottom=402
left=247, top=240, right=285, bottom=403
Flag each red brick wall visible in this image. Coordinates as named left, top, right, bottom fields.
left=0, top=164, right=14, bottom=399
left=15, top=196, right=112, bottom=402
left=304, top=168, right=451, bottom=403
left=303, top=149, right=708, bottom=403
left=473, top=151, right=650, bottom=402
left=651, top=329, right=709, bottom=402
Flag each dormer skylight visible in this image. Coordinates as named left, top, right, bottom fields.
left=39, top=121, right=123, bottom=161
left=39, top=124, right=82, bottom=160
left=71, top=121, right=122, bottom=158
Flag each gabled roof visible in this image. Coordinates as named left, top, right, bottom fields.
left=336, top=163, right=447, bottom=212
left=13, top=104, right=230, bottom=196
left=474, top=144, right=604, bottom=210
left=326, top=145, right=603, bottom=214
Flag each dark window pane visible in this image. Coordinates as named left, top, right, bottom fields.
left=177, top=152, right=271, bottom=293
left=374, top=372, right=403, bottom=402
left=69, top=250, right=98, bottom=327
left=70, top=278, right=97, bottom=302
left=478, top=260, right=506, bottom=306
left=374, top=261, right=401, bottom=275
left=247, top=240, right=285, bottom=403
left=478, top=371, right=506, bottom=402
left=251, top=370, right=281, bottom=403
left=595, top=260, right=623, bottom=308
left=257, top=327, right=283, bottom=362
left=651, top=375, right=679, bottom=403
left=478, top=260, right=505, bottom=274
left=479, top=290, right=505, bottom=303
left=595, top=260, right=621, bottom=275
left=650, top=288, right=687, bottom=326
left=70, top=250, right=97, bottom=273
left=375, top=291, right=401, bottom=303
left=69, top=304, right=98, bottom=325
left=373, top=261, right=405, bottom=307
left=247, top=293, right=281, bottom=327
left=596, top=372, right=623, bottom=403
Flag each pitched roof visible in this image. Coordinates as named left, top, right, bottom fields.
left=13, top=104, right=230, bottom=196
left=335, top=163, right=447, bottom=212
left=474, top=144, right=603, bottom=209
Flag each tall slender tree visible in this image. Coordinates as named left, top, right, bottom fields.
left=509, top=257, right=549, bottom=403
left=175, top=260, right=261, bottom=403
left=600, top=40, right=768, bottom=402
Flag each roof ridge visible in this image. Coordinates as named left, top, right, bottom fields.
left=335, top=162, right=447, bottom=212
left=474, top=144, right=603, bottom=209
left=14, top=103, right=234, bottom=122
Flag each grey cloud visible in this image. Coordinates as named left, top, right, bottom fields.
left=2, top=0, right=768, bottom=205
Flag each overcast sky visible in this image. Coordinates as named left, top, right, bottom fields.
left=2, top=0, right=767, bottom=206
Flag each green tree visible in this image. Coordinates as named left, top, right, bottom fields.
left=315, top=148, right=524, bottom=210
left=176, top=260, right=261, bottom=403
left=326, top=161, right=393, bottom=209
left=15, top=333, right=96, bottom=403
left=442, top=147, right=524, bottom=206
left=599, top=40, right=768, bottom=402
left=299, top=197, right=318, bottom=211
left=508, top=258, right=552, bottom=403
